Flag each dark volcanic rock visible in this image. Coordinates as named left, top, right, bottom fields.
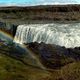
left=0, top=22, right=17, bottom=37
left=26, top=42, right=80, bottom=69
left=0, top=5, right=80, bottom=22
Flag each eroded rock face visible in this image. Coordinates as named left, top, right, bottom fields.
left=0, top=5, right=80, bottom=22
left=25, top=42, right=80, bottom=69
left=0, top=22, right=17, bottom=37
left=0, top=39, right=80, bottom=70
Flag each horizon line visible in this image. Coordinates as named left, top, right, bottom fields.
left=0, top=3, right=79, bottom=7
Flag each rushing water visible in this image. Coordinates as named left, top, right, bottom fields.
left=14, top=23, right=80, bottom=48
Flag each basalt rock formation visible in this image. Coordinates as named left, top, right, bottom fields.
left=0, top=5, right=80, bottom=24
left=25, top=42, right=80, bottom=69
left=0, top=22, right=17, bottom=37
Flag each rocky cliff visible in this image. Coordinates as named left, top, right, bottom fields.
left=25, top=42, right=80, bottom=69
left=0, top=22, right=17, bottom=37
left=0, top=4, right=80, bottom=24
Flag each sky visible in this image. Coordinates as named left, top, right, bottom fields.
left=0, top=0, right=80, bottom=6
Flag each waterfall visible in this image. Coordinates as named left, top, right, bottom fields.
left=14, top=23, right=80, bottom=48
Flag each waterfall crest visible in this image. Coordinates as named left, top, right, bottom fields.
left=14, top=23, right=80, bottom=48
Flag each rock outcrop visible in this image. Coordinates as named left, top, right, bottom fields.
left=0, top=22, right=17, bottom=37
left=0, top=5, right=80, bottom=23
left=25, top=42, right=80, bottom=69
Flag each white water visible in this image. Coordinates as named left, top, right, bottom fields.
left=14, top=23, right=80, bottom=48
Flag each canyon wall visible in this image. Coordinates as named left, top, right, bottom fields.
left=0, top=5, right=80, bottom=24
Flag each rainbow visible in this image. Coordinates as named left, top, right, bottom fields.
left=0, top=30, right=13, bottom=40
left=0, top=29, right=45, bottom=69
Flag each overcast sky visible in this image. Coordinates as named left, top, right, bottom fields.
left=0, top=0, right=80, bottom=6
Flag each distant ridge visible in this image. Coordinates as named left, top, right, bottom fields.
left=0, top=4, right=80, bottom=23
